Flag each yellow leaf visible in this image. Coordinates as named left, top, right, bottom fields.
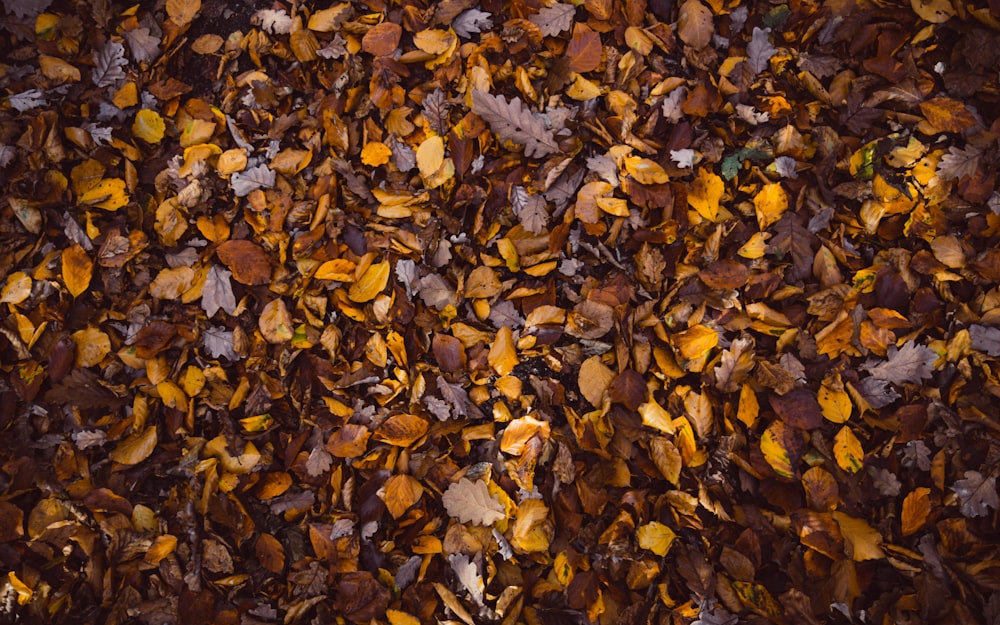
left=818, top=375, right=852, bottom=423
left=833, top=425, right=864, bottom=474
left=179, top=118, right=217, bottom=147
left=108, top=426, right=158, bottom=465
left=216, top=148, right=248, bottom=175
left=488, top=326, right=519, bottom=376
left=181, top=365, right=205, bottom=397
left=687, top=167, right=724, bottom=222
left=500, top=415, right=551, bottom=455
left=308, top=4, right=351, bottom=31
left=144, top=534, right=178, bottom=565
left=754, top=182, right=788, bottom=230
left=417, top=135, right=445, bottom=179
left=510, top=498, right=552, bottom=553
left=413, top=29, right=455, bottom=55
left=578, top=355, right=615, bottom=408
left=566, top=72, right=604, bottom=100
left=832, top=511, right=885, bottom=561
left=78, top=178, right=129, bottom=211
left=39, top=54, right=81, bottom=82
left=156, top=380, right=188, bottom=410
left=61, top=244, right=93, bottom=298
left=639, top=398, right=675, bottom=434
left=380, top=474, right=424, bottom=519
left=7, top=572, right=32, bottom=605
left=1, top=271, right=32, bottom=304
left=166, top=0, right=201, bottom=27
left=133, top=109, right=166, bottom=144
left=270, top=148, right=312, bottom=176
left=595, top=195, right=630, bottom=217
left=72, top=327, right=110, bottom=368
left=348, top=260, right=390, bottom=302
left=761, top=421, right=794, bottom=479
left=637, top=521, right=677, bottom=556
left=239, top=414, right=274, bottom=433
left=205, top=436, right=261, bottom=474
left=910, top=0, right=955, bottom=24
left=738, top=231, right=770, bottom=258
left=150, top=266, right=196, bottom=299
left=315, top=258, right=357, bottom=282
left=259, top=299, right=294, bottom=344
left=672, top=324, right=718, bottom=361
left=737, top=384, right=759, bottom=428
left=386, top=609, right=422, bottom=625
left=624, top=156, right=670, bottom=185
left=361, top=141, right=393, bottom=167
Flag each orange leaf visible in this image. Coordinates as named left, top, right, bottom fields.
left=901, top=487, right=932, bottom=536
left=381, top=474, right=424, bottom=519
left=216, top=239, right=272, bottom=286
left=373, top=414, right=429, bottom=447
left=567, top=23, right=602, bottom=73
left=488, top=326, right=519, bottom=376
left=919, top=97, right=977, bottom=133
left=61, top=244, right=93, bottom=298
left=108, top=426, right=158, bottom=466
left=326, top=424, right=370, bottom=458
left=255, top=533, right=285, bottom=573
left=362, top=22, right=402, bottom=56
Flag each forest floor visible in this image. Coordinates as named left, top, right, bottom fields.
left=2, top=0, right=1000, bottom=623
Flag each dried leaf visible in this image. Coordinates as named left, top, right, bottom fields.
left=471, top=90, right=560, bottom=158
left=861, top=341, right=937, bottom=386
left=529, top=3, right=576, bottom=37
left=952, top=471, right=999, bottom=518
left=441, top=478, right=505, bottom=526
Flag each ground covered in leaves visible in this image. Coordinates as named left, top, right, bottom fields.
left=2, top=0, right=1000, bottom=623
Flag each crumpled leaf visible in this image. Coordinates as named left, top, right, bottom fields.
left=861, top=341, right=937, bottom=385
left=470, top=90, right=560, bottom=158
left=952, top=471, right=999, bottom=518
left=441, top=478, right=505, bottom=526
left=202, top=265, right=237, bottom=318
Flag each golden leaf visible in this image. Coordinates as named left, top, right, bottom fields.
left=465, top=265, right=502, bottom=298
left=78, top=178, right=129, bottom=211
left=381, top=474, right=424, bottom=519
left=624, top=156, right=669, bottom=185
left=216, top=149, right=248, bottom=175
left=39, top=55, right=81, bottom=82
left=361, top=141, right=392, bottom=167
left=832, top=511, right=885, bottom=561
left=737, top=385, right=759, bottom=428
left=61, top=244, right=93, bottom=298
left=0, top=272, right=32, bottom=305
left=72, top=327, right=111, bottom=368
left=166, top=0, right=201, bottom=27
left=150, top=266, right=196, bottom=299
left=578, top=355, right=615, bottom=408
left=818, top=375, right=852, bottom=423
left=510, top=499, right=553, bottom=553
left=753, top=182, right=788, bottom=230
left=133, top=109, right=166, bottom=144
left=417, top=135, right=446, bottom=179
left=145, top=534, right=178, bottom=565
left=259, top=299, right=294, bottom=344
left=761, top=421, right=794, bottom=479
left=108, top=426, right=158, bottom=465
left=269, top=148, right=312, bottom=176
left=488, top=326, right=519, bottom=376
left=672, top=324, right=719, bottom=362
left=386, top=609, right=422, bottom=625
left=348, top=260, right=390, bottom=303
left=373, top=413, right=429, bottom=447
left=901, top=487, right=932, bottom=536
left=833, top=425, right=864, bottom=474
left=156, top=380, right=188, bottom=410
left=500, top=415, right=551, bottom=456
left=687, top=167, right=724, bottom=222
left=7, top=572, right=32, bottom=605
left=639, top=398, right=675, bottom=434
left=637, top=521, right=677, bottom=556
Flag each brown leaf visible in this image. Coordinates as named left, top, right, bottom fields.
left=919, top=97, right=978, bottom=133
left=567, top=23, right=602, bottom=73
left=255, top=533, right=285, bottom=573
left=769, top=388, right=823, bottom=430
left=677, top=0, right=714, bottom=50
left=216, top=239, right=272, bottom=285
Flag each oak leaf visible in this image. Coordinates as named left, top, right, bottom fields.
left=529, top=3, right=575, bottom=36
left=952, top=471, right=999, bottom=518
left=470, top=90, right=560, bottom=158
left=861, top=341, right=936, bottom=385
left=441, top=478, right=505, bottom=526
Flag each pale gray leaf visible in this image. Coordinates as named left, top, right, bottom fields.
left=423, top=89, right=451, bottom=135
left=867, top=466, right=902, bottom=497
left=969, top=324, right=1000, bottom=356
left=773, top=155, right=798, bottom=179
left=488, top=299, right=523, bottom=330
left=203, top=326, right=238, bottom=360
left=856, top=377, right=900, bottom=409
left=448, top=554, right=484, bottom=606
left=202, top=265, right=237, bottom=318
left=418, top=273, right=459, bottom=310
left=900, top=440, right=932, bottom=471
left=861, top=341, right=937, bottom=385
left=124, top=27, right=160, bottom=64
left=92, top=41, right=128, bottom=88
left=82, top=122, right=113, bottom=146
left=7, top=89, right=46, bottom=112
left=670, top=149, right=695, bottom=168
left=529, top=3, right=576, bottom=37
left=2, top=0, right=52, bottom=18
left=423, top=395, right=451, bottom=421
left=452, top=8, right=492, bottom=38
left=395, top=258, right=418, bottom=297
left=0, top=145, right=14, bottom=168
left=231, top=164, right=275, bottom=197
left=747, top=27, right=777, bottom=76
left=305, top=445, right=333, bottom=477
left=390, top=137, right=416, bottom=171
left=470, top=90, right=559, bottom=158
left=255, top=9, right=291, bottom=34
left=661, top=87, right=687, bottom=123
left=72, top=429, right=107, bottom=450
left=936, top=145, right=981, bottom=182
left=952, top=471, right=999, bottom=518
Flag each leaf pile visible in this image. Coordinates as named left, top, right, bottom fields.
left=2, top=0, right=1000, bottom=623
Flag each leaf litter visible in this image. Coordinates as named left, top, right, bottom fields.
left=1, top=0, right=1000, bottom=623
